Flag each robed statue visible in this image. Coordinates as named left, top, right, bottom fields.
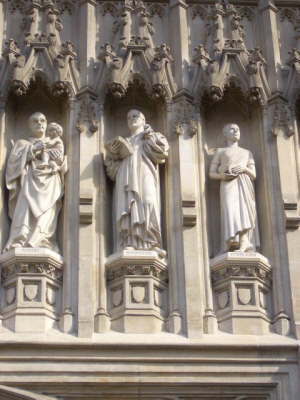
left=4, top=112, right=67, bottom=252
left=209, top=123, right=259, bottom=253
left=105, top=109, right=169, bottom=256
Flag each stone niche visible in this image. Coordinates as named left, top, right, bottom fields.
left=103, top=86, right=169, bottom=333
left=0, top=81, right=68, bottom=332
left=204, top=89, right=274, bottom=334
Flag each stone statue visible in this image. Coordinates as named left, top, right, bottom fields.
left=105, top=109, right=169, bottom=256
left=4, top=112, right=67, bottom=252
left=209, top=123, right=259, bottom=253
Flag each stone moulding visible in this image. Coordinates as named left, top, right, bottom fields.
left=0, top=248, right=63, bottom=333
left=96, top=0, right=177, bottom=100
left=106, top=249, right=168, bottom=333
left=211, top=251, right=272, bottom=335
left=191, top=1, right=271, bottom=105
left=0, top=1, right=80, bottom=98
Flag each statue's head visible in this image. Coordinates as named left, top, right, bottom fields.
left=127, top=109, right=145, bottom=133
left=28, top=112, right=47, bottom=138
left=223, top=123, right=240, bottom=142
left=47, top=122, right=63, bottom=139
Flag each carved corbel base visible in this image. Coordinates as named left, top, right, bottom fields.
left=211, top=252, right=272, bottom=335
left=0, top=248, right=63, bottom=333
left=106, top=250, right=168, bottom=333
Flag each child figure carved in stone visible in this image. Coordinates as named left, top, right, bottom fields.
left=38, top=122, right=64, bottom=172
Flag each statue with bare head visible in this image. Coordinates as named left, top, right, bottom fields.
left=4, top=112, right=67, bottom=252
left=209, top=123, right=259, bottom=254
left=105, top=109, right=169, bottom=258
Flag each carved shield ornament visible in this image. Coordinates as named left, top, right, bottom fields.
left=259, top=289, right=267, bottom=309
left=237, top=287, right=252, bottom=305
left=6, top=286, right=16, bottom=305
left=154, top=288, right=163, bottom=307
left=112, top=288, right=123, bottom=307
left=131, top=285, right=146, bottom=303
left=217, top=291, right=229, bottom=309
left=46, top=286, right=56, bottom=306
left=24, top=283, right=38, bottom=301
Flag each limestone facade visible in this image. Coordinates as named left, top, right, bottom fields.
left=0, top=0, right=299, bottom=399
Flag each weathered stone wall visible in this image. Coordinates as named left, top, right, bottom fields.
left=0, top=0, right=299, bottom=399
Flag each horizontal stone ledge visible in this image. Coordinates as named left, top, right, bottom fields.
left=0, top=335, right=297, bottom=351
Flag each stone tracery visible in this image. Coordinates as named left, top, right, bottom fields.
left=2, top=0, right=80, bottom=97
left=97, top=0, right=177, bottom=99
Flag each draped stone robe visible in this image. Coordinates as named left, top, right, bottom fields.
left=212, top=146, right=259, bottom=252
left=106, top=130, right=169, bottom=252
left=4, top=137, right=67, bottom=252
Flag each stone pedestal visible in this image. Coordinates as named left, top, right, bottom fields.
left=106, top=250, right=168, bottom=333
left=211, top=252, right=272, bottom=335
left=0, top=248, right=63, bottom=333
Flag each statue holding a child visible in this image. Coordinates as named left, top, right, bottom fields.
left=4, top=112, right=67, bottom=253
left=105, top=109, right=169, bottom=256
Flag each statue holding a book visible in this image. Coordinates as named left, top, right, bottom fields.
left=105, top=109, right=169, bottom=257
left=209, top=123, right=259, bottom=254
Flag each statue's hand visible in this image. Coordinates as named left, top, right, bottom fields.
left=230, top=166, right=244, bottom=175
left=221, top=172, right=237, bottom=180
left=32, top=140, right=45, bottom=153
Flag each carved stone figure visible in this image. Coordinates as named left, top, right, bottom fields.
left=4, top=112, right=67, bottom=252
left=209, top=123, right=259, bottom=253
left=105, top=109, right=168, bottom=256
left=40, top=122, right=65, bottom=173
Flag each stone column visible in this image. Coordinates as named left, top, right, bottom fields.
left=77, top=91, right=98, bottom=338
left=78, top=0, right=97, bottom=89
left=94, top=102, right=110, bottom=333
left=285, top=109, right=300, bottom=339
left=0, top=101, right=8, bottom=252
left=197, top=113, right=218, bottom=334
left=59, top=98, right=78, bottom=333
left=0, top=101, right=5, bottom=330
left=0, top=1, right=4, bottom=54
left=169, top=0, right=189, bottom=90
left=259, top=0, right=295, bottom=335
left=75, top=0, right=98, bottom=338
left=166, top=94, right=209, bottom=337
